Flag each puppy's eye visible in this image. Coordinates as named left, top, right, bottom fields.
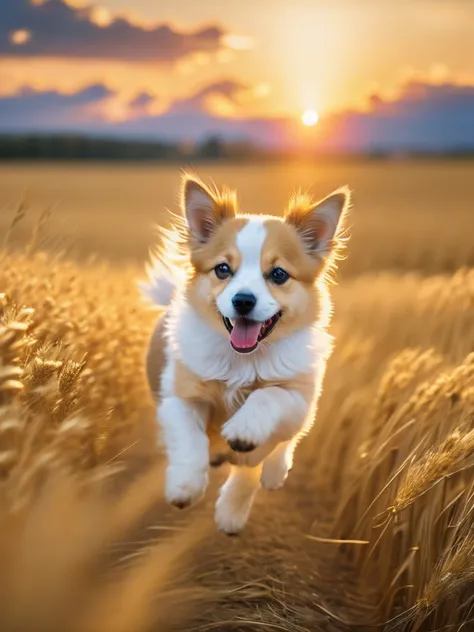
left=215, top=263, right=233, bottom=280
left=270, top=267, right=290, bottom=285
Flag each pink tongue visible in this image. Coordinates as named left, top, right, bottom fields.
left=230, top=319, right=262, bottom=349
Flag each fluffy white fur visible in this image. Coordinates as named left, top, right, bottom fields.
left=139, top=259, right=176, bottom=307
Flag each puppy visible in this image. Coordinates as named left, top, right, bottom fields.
left=142, top=173, right=350, bottom=534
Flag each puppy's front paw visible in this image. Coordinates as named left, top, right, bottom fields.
left=165, top=465, right=208, bottom=509
left=227, top=438, right=257, bottom=453
left=222, top=415, right=272, bottom=455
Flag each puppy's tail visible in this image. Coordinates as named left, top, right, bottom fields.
left=138, top=258, right=177, bottom=307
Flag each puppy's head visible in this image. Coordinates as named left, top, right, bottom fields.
left=182, top=174, right=349, bottom=354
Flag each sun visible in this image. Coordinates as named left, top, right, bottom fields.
left=302, top=109, right=319, bottom=127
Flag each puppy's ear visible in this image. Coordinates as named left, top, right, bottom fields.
left=285, top=187, right=350, bottom=258
left=182, top=175, right=234, bottom=243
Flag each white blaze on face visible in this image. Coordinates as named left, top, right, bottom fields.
left=216, top=217, right=281, bottom=322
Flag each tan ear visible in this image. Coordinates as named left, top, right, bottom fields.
left=181, top=174, right=235, bottom=243
left=285, top=187, right=350, bottom=257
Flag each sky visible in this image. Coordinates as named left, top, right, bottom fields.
left=1, top=0, right=474, bottom=151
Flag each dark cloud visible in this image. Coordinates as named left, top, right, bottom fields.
left=169, top=80, right=251, bottom=114
left=318, top=80, right=474, bottom=153
left=0, top=83, right=114, bottom=132
left=0, top=0, right=226, bottom=61
left=129, top=92, right=155, bottom=110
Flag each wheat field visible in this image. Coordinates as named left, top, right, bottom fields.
left=1, top=160, right=474, bottom=631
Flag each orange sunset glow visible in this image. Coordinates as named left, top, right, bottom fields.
left=1, top=0, right=474, bottom=151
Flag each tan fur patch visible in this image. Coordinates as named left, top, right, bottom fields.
left=187, top=217, right=248, bottom=332
left=260, top=218, right=324, bottom=339
left=262, top=219, right=322, bottom=283
left=146, top=312, right=167, bottom=401
left=190, top=217, right=247, bottom=273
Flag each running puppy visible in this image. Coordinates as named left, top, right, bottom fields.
left=143, top=174, right=350, bottom=534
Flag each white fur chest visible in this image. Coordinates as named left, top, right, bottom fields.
left=166, top=296, right=333, bottom=396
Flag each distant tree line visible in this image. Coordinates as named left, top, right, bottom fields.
left=1, top=134, right=473, bottom=162
left=0, top=134, right=259, bottom=161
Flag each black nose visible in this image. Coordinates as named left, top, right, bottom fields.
left=232, top=292, right=256, bottom=317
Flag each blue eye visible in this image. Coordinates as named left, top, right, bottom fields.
left=270, top=267, right=290, bottom=285
left=215, top=263, right=233, bottom=280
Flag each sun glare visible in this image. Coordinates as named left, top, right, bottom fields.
left=302, top=109, right=319, bottom=127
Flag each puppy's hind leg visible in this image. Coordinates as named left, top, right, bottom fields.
left=215, top=465, right=262, bottom=535
left=260, top=439, right=297, bottom=491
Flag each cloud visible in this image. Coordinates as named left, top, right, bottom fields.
left=0, top=80, right=290, bottom=147
left=127, top=92, right=156, bottom=117
left=0, top=0, right=226, bottom=62
left=104, top=80, right=288, bottom=144
left=318, top=78, right=474, bottom=153
left=0, top=83, right=114, bottom=131
left=169, top=80, right=252, bottom=114
left=129, top=93, right=155, bottom=110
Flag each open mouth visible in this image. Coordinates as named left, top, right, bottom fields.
left=222, top=312, right=282, bottom=354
